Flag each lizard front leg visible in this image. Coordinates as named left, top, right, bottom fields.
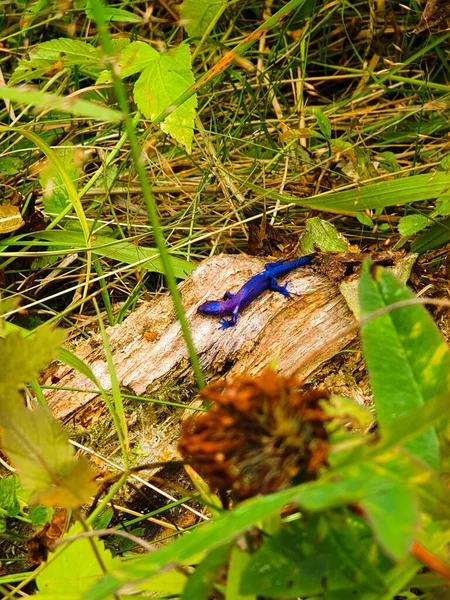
left=219, top=305, right=240, bottom=329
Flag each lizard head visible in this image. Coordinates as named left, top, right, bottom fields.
left=197, top=300, right=225, bottom=316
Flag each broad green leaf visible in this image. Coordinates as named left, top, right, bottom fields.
left=134, top=44, right=197, bottom=152
left=92, top=507, right=113, bottom=531
left=9, top=38, right=102, bottom=85
left=0, top=326, right=65, bottom=393
left=226, top=546, right=255, bottom=600
left=26, top=229, right=195, bottom=279
left=411, top=215, right=450, bottom=254
left=377, top=151, right=400, bottom=173
left=362, top=482, right=419, bottom=561
left=0, top=398, right=97, bottom=508
left=181, top=543, right=230, bottom=600
left=37, top=524, right=120, bottom=595
left=301, top=217, right=349, bottom=252
left=28, top=38, right=101, bottom=67
left=29, top=504, right=52, bottom=527
left=85, top=1, right=141, bottom=22
left=0, top=204, right=24, bottom=233
left=398, top=214, right=433, bottom=237
left=359, top=264, right=450, bottom=468
left=0, top=475, right=20, bottom=517
left=0, top=156, right=22, bottom=175
left=0, top=86, right=122, bottom=122
left=242, top=517, right=387, bottom=597
left=120, top=41, right=159, bottom=79
left=440, top=154, right=450, bottom=171
left=233, top=171, right=450, bottom=213
left=40, top=145, right=82, bottom=214
left=356, top=212, right=374, bottom=227
left=435, top=194, right=450, bottom=216
left=180, top=0, right=224, bottom=39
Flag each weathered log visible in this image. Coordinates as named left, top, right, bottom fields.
left=43, top=255, right=357, bottom=461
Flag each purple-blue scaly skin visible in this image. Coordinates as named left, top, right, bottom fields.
left=197, top=254, right=315, bottom=329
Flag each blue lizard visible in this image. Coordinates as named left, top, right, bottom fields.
left=197, top=254, right=315, bottom=329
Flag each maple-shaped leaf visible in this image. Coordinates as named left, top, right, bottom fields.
left=0, top=325, right=65, bottom=395
left=0, top=397, right=97, bottom=508
left=134, top=43, right=197, bottom=152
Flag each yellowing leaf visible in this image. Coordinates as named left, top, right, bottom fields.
left=134, top=44, right=197, bottom=152
left=0, top=204, right=24, bottom=233
left=0, top=326, right=65, bottom=394
left=0, top=400, right=97, bottom=508
left=32, top=456, right=97, bottom=508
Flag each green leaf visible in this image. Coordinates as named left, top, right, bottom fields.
left=9, top=38, right=102, bottom=86
left=181, top=543, right=230, bottom=600
left=180, top=0, right=224, bottom=39
left=39, top=144, right=82, bottom=214
left=226, top=546, right=255, bottom=600
left=134, top=44, right=197, bottom=152
left=309, top=107, right=331, bottom=140
left=362, top=482, right=419, bottom=561
left=440, top=154, right=450, bottom=171
left=29, top=504, right=53, bottom=527
left=435, top=194, right=450, bottom=216
left=411, top=215, right=450, bottom=254
left=0, top=475, right=20, bottom=517
left=0, top=325, right=65, bottom=394
left=85, top=1, right=141, bottom=22
left=398, top=214, right=433, bottom=237
left=0, top=156, right=22, bottom=175
left=242, top=517, right=387, bottom=596
left=92, top=507, right=113, bottom=531
left=0, top=86, right=122, bottom=122
left=119, top=40, right=159, bottom=79
left=301, top=217, right=349, bottom=252
left=29, top=38, right=101, bottom=66
left=377, top=151, right=400, bottom=173
left=37, top=524, right=120, bottom=595
left=356, top=212, right=374, bottom=227
left=25, top=229, right=195, bottom=279
left=359, top=264, right=450, bottom=469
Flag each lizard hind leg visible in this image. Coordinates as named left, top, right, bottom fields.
left=268, top=277, right=295, bottom=298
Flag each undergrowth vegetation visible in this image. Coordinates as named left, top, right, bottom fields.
left=0, top=0, right=450, bottom=598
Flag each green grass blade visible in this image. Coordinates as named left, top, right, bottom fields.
left=229, top=171, right=450, bottom=213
